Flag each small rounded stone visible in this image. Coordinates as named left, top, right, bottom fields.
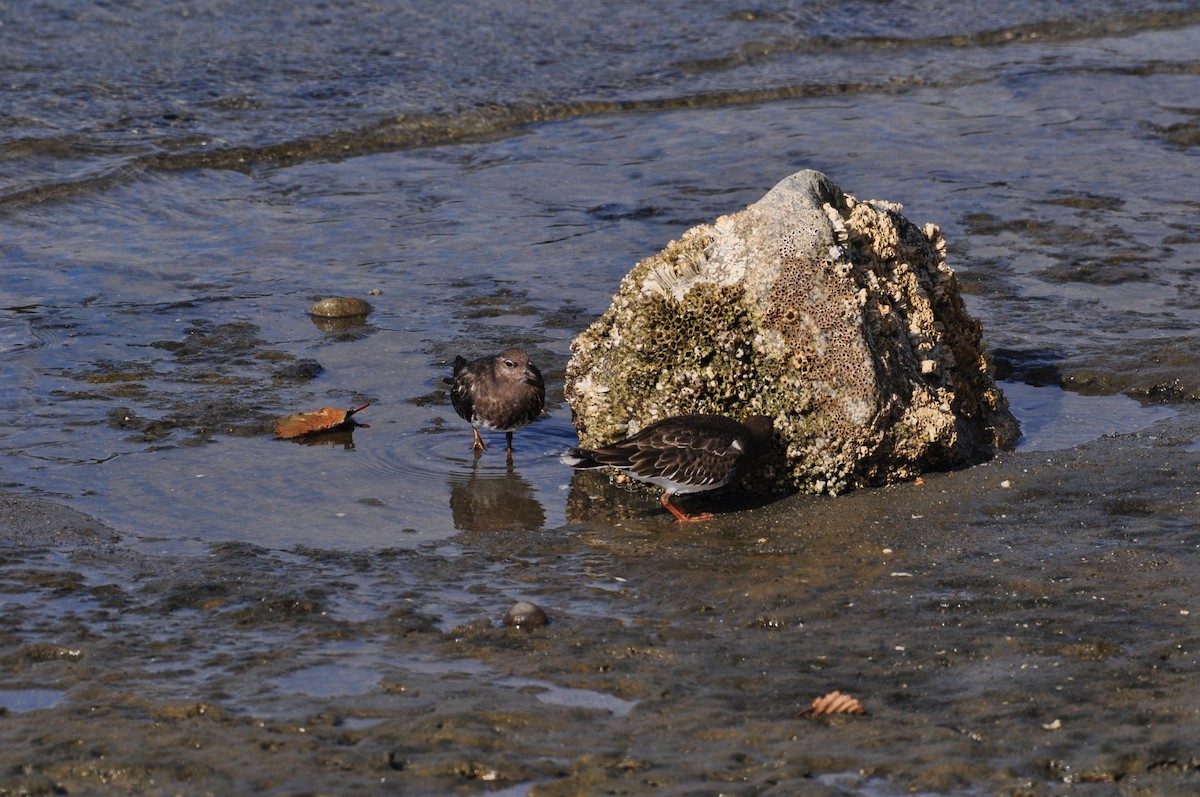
left=309, top=297, right=372, bottom=318
left=503, top=601, right=548, bottom=630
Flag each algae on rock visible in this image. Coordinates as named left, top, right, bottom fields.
left=564, top=170, right=1019, bottom=495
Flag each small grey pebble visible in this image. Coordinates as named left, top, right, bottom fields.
left=273, top=359, right=323, bottom=381
left=503, top=601, right=548, bottom=629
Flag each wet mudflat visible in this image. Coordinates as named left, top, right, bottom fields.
left=4, top=404, right=1200, bottom=796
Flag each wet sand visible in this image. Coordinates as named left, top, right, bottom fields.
left=4, top=406, right=1200, bottom=796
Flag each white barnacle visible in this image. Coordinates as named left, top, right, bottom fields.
left=642, top=254, right=707, bottom=300
left=823, top=203, right=850, bottom=243
left=643, top=263, right=677, bottom=299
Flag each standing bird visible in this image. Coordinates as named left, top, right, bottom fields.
left=562, top=414, right=775, bottom=522
left=446, top=348, right=545, bottom=461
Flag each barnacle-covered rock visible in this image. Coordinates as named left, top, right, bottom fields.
left=565, top=170, right=1019, bottom=495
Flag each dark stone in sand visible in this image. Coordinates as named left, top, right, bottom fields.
left=503, top=601, right=549, bottom=629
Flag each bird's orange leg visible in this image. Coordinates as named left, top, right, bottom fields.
left=471, top=427, right=488, bottom=451
left=505, top=431, right=515, bottom=465
left=661, top=492, right=714, bottom=523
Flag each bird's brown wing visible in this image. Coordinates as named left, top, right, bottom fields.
left=448, top=358, right=481, bottom=423
left=611, top=420, right=746, bottom=487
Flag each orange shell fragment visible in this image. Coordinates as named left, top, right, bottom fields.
left=273, top=403, right=370, bottom=439
left=797, top=690, right=867, bottom=718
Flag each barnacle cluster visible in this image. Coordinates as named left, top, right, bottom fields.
left=565, top=170, right=1019, bottom=494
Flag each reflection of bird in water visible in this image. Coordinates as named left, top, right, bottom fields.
left=448, top=463, right=546, bottom=532
left=446, top=348, right=545, bottom=463
left=562, top=414, right=775, bottom=522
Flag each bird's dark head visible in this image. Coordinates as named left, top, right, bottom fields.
left=495, top=347, right=544, bottom=388
left=742, top=415, right=776, bottom=451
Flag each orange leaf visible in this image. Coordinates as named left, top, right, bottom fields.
left=273, top=403, right=369, bottom=439
left=797, top=690, right=866, bottom=718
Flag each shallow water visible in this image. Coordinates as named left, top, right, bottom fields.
left=1003, top=382, right=1176, bottom=452
left=4, top=78, right=1199, bottom=543
left=2, top=1, right=1200, bottom=794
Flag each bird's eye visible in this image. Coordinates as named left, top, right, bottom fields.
left=504, top=359, right=516, bottom=368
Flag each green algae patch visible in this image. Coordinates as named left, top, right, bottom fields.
left=63, top=320, right=313, bottom=446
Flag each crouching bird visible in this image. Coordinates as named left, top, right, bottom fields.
left=446, top=348, right=545, bottom=462
left=562, top=414, right=774, bottom=522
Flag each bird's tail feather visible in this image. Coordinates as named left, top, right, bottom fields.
left=560, top=448, right=602, bottom=469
